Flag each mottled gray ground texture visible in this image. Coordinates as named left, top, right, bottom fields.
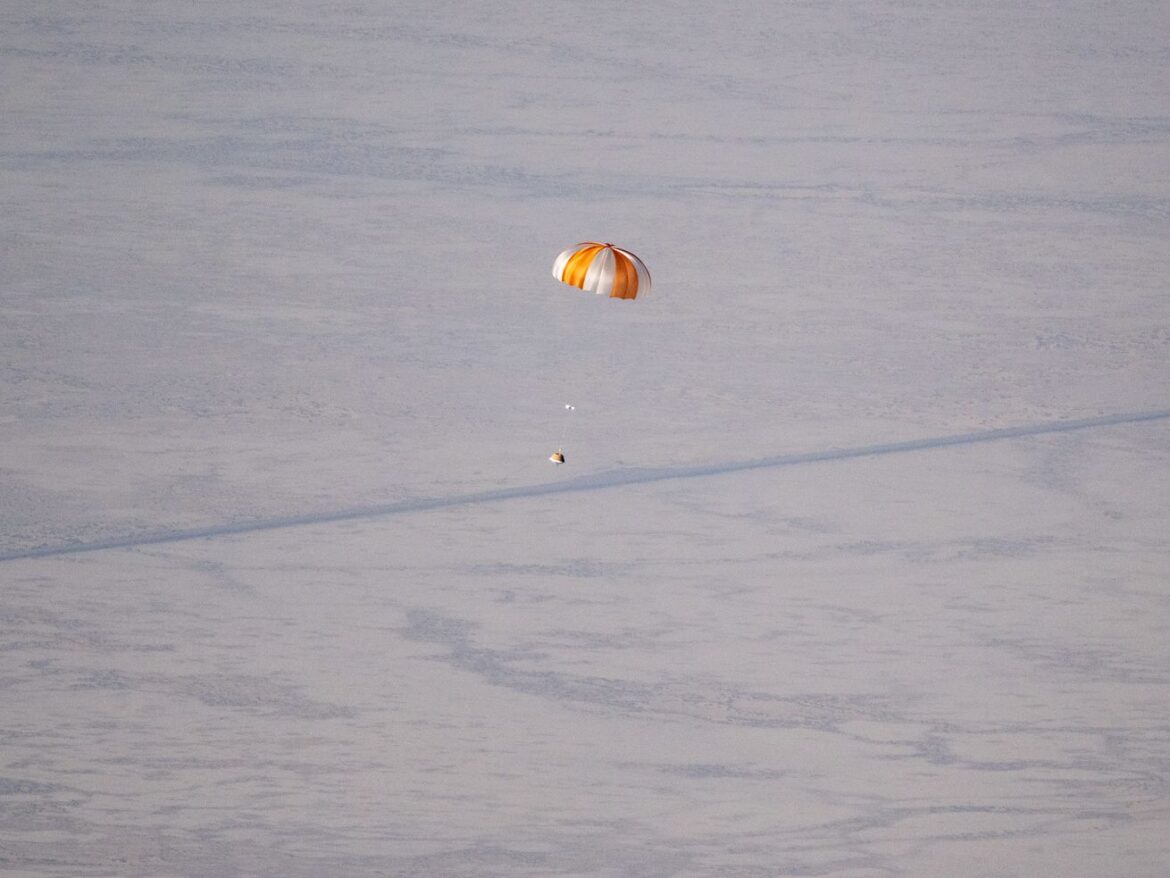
left=2, top=1, right=1169, bottom=876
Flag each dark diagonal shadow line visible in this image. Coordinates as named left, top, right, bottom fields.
left=3, top=408, right=1168, bottom=563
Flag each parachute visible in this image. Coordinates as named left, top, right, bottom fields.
left=552, top=242, right=651, bottom=300
left=546, top=242, right=650, bottom=464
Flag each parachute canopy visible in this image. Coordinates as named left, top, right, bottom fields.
left=552, top=242, right=651, bottom=300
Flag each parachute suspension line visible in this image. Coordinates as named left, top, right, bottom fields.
left=559, top=404, right=575, bottom=446
left=549, top=404, right=574, bottom=465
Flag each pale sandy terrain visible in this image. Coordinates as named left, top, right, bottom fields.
left=2, top=2, right=1169, bottom=875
